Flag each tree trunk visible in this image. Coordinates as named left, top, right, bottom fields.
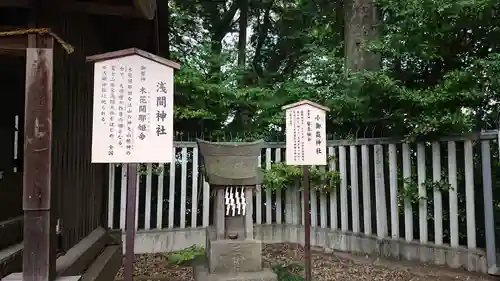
left=344, top=0, right=380, bottom=71
left=344, top=0, right=381, bottom=233
left=238, top=0, right=248, bottom=68
left=231, top=0, right=251, bottom=134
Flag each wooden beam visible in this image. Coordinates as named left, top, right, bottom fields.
left=0, top=0, right=157, bottom=19
left=55, top=227, right=112, bottom=277
left=0, top=49, right=25, bottom=56
left=67, top=2, right=142, bottom=18
left=0, top=26, right=29, bottom=54
left=80, top=245, right=122, bottom=281
left=0, top=36, right=28, bottom=49
left=0, top=243, right=23, bottom=278
left=0, top=37, right=27, bottom=56
left=0, top=0, right=29, bottom=8
left=0, top=217, right=23, bottom=251
left=134, top=0, right=157, bottom=20
left=23, top=33, right=56, bottom=281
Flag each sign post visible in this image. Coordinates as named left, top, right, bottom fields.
left=282, top=100, right=329, bottom=281
left=87, top=48, right=180, bottom=281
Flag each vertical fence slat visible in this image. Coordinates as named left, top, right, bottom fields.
left=191, top=147, right=199, bottom=228
left=168, top=152, right=176, bottom=228
left=339, top=146, right=348, bottom=232
left=256, top=154, right=262, bottom=224
left=374, top=144, right=387, bottom=237
left=447, top=141, right=459, bottom=247
left=202, top=177, right=210, bottom=227
left=361, top=145, right=371, bottom=235
left=275, top=148, right=282, bottom=224
left=108, top=164, right=115, bottom=228
left=284, top=144, right=294, bottom=225
left=180, top=147, right=188, bottom=228
left=388, top=143, right=398, bottom=239
left=285, top=189, right=293, bottom=224
left=293, top=190, right=300, bottom=225
left=417, top=143, right=427, bottom=243
left=349, top=145, right=360, bottom=233
left=301, top=190, right=305, bottom=225
left=156, top=163, right=164, bottom=229
left=319, top=192, right=327, bottom=228
left=481, top=140, right=497, bottom=272
left=328, top=147, right=338, bottom=230
left=464, top=140, right=476, bottom=248
left=120, top=164, right=128, bottom=230
left=144, top=163, right=153, bottom=230
left=311, top=188, right=318, bottom=227
left=432, top=142, right=443, bottom=245
left=402, top=143, right=413, bottom=241
left=265, top=148, right=272, bottom=224
left=319, top=154, right=327, bottom=227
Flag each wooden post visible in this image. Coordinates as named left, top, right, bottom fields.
left=124, top=163, right=138, bottom=281
left=23, top=33, right=56, bottom=281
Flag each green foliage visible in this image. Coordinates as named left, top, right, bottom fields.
left=271, top=263, right=306, bottom=281
left=397, top=176, right=453, bottom=214
left=167, top=245, right=205, bottom=265
left=167, top=0, right=500, bottom=140
left=262, top=159, right=341, bottom=193
left=309, top=166, right=342, bottom=194
left=262, top=163, right=302, bottom=192
left=138, top=164, right=164, bottom=176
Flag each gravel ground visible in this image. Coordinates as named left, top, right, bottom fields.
left=115, top=243, right=498, bottom=281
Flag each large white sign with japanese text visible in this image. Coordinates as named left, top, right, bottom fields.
left=285, top=104, right=327, bottom=165
left=91, top=55, right=174, bottom=163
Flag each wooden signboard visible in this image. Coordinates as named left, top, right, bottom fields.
left=282, top=100, right=329, bottom=166
left=88, top=48, right=179, bottom=164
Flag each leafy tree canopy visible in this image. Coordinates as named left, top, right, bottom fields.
left=167, top=0, right=500, bottom=140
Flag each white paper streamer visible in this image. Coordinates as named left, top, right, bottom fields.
left=224, top=186, right=247, bottom=216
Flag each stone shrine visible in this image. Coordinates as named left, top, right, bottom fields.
left=193, top=139, right=277, bottom=281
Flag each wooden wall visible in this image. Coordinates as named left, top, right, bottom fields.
left=51, top=13, right=109, bottom=251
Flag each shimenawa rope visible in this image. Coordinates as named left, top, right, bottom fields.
left=0, top=28, right=74, bottom=54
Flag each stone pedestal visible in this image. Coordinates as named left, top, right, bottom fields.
left=193, top=228, right=277, bottom=281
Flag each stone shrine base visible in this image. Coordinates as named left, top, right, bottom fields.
left=193, top=265, right=277, bottom=281
left=194, top=231, right=277, bottom=281
left=207, top=239, right=263, bottom=273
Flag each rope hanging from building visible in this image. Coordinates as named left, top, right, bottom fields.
left=0, top=28, right=74, bottom=54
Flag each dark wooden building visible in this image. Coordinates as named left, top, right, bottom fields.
left=0, top=1, right=163, bottom=280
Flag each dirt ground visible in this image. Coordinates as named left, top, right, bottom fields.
left=115, top=243, right=499, bottom=281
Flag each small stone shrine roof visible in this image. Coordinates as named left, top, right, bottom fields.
left=196, top=139, right=264, bottom=186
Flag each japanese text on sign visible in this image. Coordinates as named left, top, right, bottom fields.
left=91, top=54, right=175, bottom=163
left=284, top=101, right=328, bottom=165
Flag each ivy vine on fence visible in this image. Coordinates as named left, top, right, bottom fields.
left=397, top=175, right=453, bottom=214
left=261, top=157, right=341, bottom=193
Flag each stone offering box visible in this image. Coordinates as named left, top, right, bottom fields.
left=193, top=139, right=277, bottom=281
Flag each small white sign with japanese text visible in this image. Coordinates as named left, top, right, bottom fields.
left=91, top=54, right=174, bottom=163
left=283, top=101, right=328, bottom=166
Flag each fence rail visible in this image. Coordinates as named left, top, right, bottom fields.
left=107, top=130, right=500, bottom=271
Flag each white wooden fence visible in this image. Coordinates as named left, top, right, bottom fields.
left=107, top=130, right=500, bottom=273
